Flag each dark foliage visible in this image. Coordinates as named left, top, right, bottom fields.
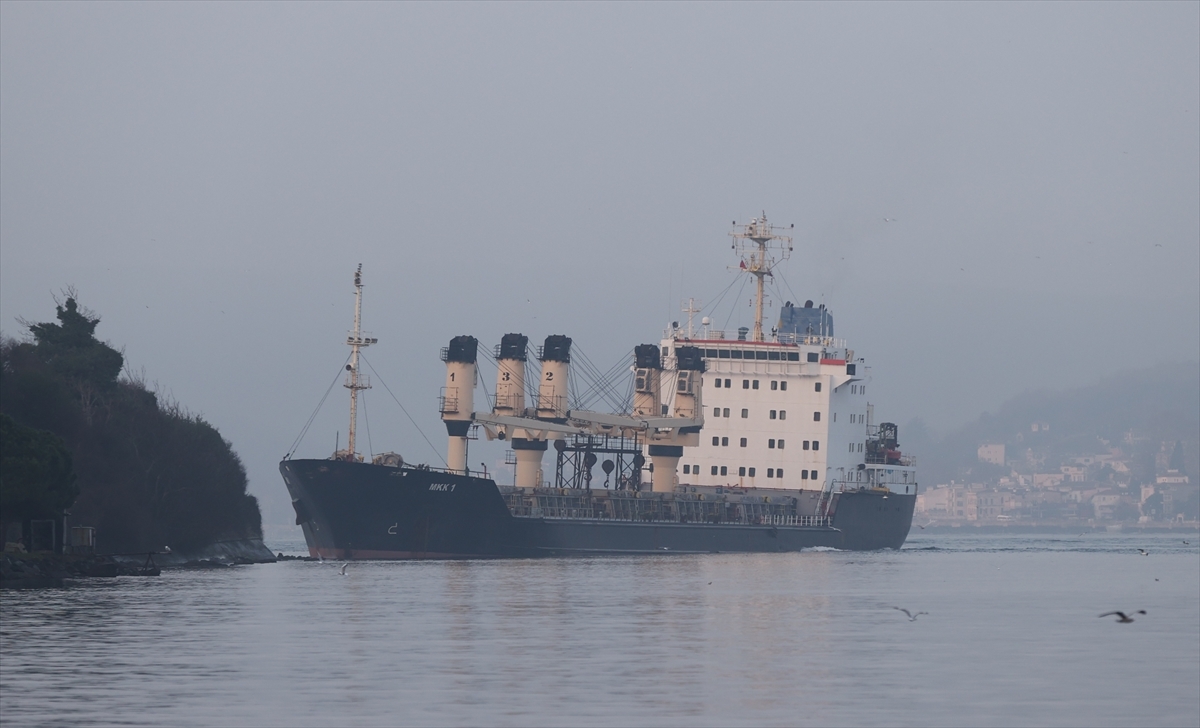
left=1, top=297, right=261, bottom=553
left=0, top=413, right=78, bottom=521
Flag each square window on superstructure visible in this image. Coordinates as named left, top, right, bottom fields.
left=743, top=379, right=750, bottom=389
left=850, top=443, right=854, bottom=452
left=752, top=380, right=759, bottom=389
left=859, top=443, right=864, bottom=452
left=711, top=466, right=719, bottom=475
left=724, top=379, right=731, bottom=388
left=778, top=439, right=785, bottom=449
left=770, top=410, right=777, bottom=420
left=748, top=467, right=756, bottom=477
left=714, top=378, right=722, bottom=388
left=738, top=467, right=746, bottom=476
left=771, top=381, right=778, bottom=391
left=767, top=468, right=774, bottom=478
left=683, top=465, right=690, bottom=474
left=741, top=409, right=748, bottom=418
left=861, top=386, right=865, bottom=395
left=720, top=466, right=727, bottom=476
left=713, top=407, right=721, bottom=418
left=780, top=381, right=787, bottom=391
left=810, top=470, right=818, bottom=480
left=723, top=408, right=730, bottom=417
left=807, top=352, right=819, bottom=363
left=740, top=438, right=747, bottom=447
left=802, top=470, right=809, bottom=480
left=803, top=440, right=810, bottom=450
left=780, top=410, right=786, bottom=420
left=769, top=439, right=776, bottom=449
left=722, top=437, right=729, bottom=446
left=712, top=436, right=720, bottom=446
left=777, top=468, right=784, bottom=478
left=815, top=382, right=821, bottom=392
left=813, top=440, right=819, bottom=451
left=813, top=411, right=821, bottom=421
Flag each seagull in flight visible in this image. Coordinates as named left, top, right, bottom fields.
left=892, top=607, right=928, bottom=622
left=339, top=563, right=349, bottom=576
left=1099, top=610, right=1145, bottom=623
left=1137, top=548, right=1149, bottom=556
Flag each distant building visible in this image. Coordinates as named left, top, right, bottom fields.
left=1034, top=473, right=1066, bottom=488
left=1031, top=422, right=1049, bottom=432
left=1060, top=466, right=1086, bottom=483
left=977, top=443, right=1006, bottom=466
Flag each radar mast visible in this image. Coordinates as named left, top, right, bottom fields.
left=730, top=213, right=793, bottom=342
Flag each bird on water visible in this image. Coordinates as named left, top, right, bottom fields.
left=1137, top=549, right=1149, bottom=556
left=1099, top=610, right=1146, bottom=623
left=339, top=563, right=349, bottom=576
left=892, top=607, right=928, bottom=622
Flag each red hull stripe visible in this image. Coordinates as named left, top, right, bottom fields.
left=311, top=548, right=498, bottom=560
left=820, top=359, right=846, bottom=365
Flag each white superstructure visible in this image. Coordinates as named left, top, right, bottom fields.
left=661, top=214, right=916, bottom=499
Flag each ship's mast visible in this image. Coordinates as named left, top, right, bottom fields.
left=344, top=264, right=376, bottom=460
left=730, top=213, right=793, bottom=342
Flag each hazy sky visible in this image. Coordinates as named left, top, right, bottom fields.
left=3, top=2, right=1197, bottom=527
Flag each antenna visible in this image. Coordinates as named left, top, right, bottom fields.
left=343, top=264, right=378, bottom=460
left=729, top=212, right=793, bottom=342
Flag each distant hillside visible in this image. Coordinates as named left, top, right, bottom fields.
left=915, top=362, right=1200, bottom=487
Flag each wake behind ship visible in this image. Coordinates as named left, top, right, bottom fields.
left=282, top=217, right=916, bottom=558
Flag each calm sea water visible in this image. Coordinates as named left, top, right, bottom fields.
left=2, top=532, right=1197, bottom=727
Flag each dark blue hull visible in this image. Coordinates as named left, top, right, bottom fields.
left=280, top=459, right=915, bottom=558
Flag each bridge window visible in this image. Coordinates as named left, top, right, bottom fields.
left=807, top=352, right=819, bottom=363
left=787, top=352, right=799, bottom=361
left=768, top=351, right=780, bottom=361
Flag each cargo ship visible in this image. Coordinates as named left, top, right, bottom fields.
left=281, top=216, right=916, bottom=558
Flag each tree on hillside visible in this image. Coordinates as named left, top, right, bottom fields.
left=0, top=413, right=78, bottom=522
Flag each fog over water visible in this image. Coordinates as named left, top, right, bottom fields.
left=1, top=3, right=1197, bottom=525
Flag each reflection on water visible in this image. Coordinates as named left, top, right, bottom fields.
left=2, top=533, right=1197, bottom=727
